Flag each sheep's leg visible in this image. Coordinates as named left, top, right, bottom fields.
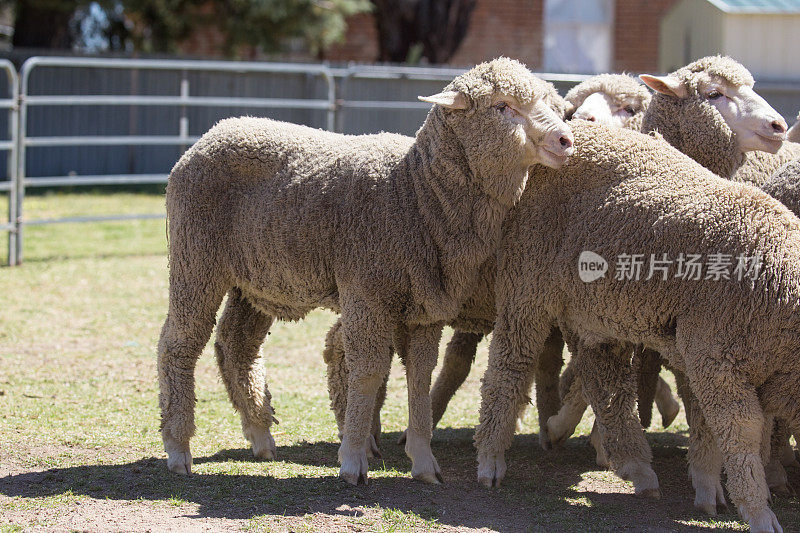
left=589, top=421, right=609, bottom=468
left=654, top=376, right=681, bottom=428
left=672, top=370, right=727, bottom=515
left=404, top=323, right=445, bottom=483
left=158, top=270, right=227, bottom=475
left=398, top=330, right=482, bottom=445
left=215, top=288, right=277, bottom=461
left=765, top=418, right=791, bottom=494
left=475, top=312, right=551, bottom=488
left=636, top=348, right=661, bottom=428
left=576, top=342, right=660, bottom=499
left=546, top=373, right=588, bottom=448
left=324, top=318, right=385, bottom=458
left=685, top=357, right=780, bottom=532
left=535, top=328, right=565, bottom=449
left=337, top=307, right=393, bottom=485
left=323, top=320, right=347, bottom=440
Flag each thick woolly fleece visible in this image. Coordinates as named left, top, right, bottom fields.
left=476, top=121, right=800, bottom=531
left=639, top=55, right=800, bottom=486
left=763, top=159, right=800, bottom=214
left=565, top=73, right=652, bottom=131
left=157, top=58, right=566, bottom=483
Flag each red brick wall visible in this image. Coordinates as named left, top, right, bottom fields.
left=613, top=0, right=678, bottom=73
left=450, top=0, right=543, bottom=68
left=320, top=13, right=379, bottom=63
left=179, top=0, right=675, bottom=72
left=321, top=0, right=543, bottom=68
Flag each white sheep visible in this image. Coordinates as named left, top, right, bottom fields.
left=323, top=74, right=656, bottom=453
left=157, top=58, right=575, bottom=485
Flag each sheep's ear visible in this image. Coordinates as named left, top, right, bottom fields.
left=639, top=74, right=688, bottom=99
left=418, top=91, right=469, bottom=110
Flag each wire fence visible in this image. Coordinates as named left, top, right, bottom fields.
left=1, top=56, right=798, bottom=266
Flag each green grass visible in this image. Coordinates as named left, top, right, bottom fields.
left=1, top=191, right=799, bottom=531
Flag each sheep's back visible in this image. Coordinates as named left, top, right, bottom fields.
left=502, top=122, right=800, bottom=360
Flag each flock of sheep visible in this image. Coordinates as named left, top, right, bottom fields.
left=156, top=56, right=800, bottom=532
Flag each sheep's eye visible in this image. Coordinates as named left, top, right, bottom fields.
left=494, top=102, right=509, bottom=112
left=624, top=105, right=636, bottom=115
left=707, top=90, right=723, bottom=100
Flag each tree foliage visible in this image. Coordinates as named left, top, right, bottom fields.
left=2, top=0, right=372, bottom=56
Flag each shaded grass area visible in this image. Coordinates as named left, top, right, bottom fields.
left=1, top=192, right=799, bottom=531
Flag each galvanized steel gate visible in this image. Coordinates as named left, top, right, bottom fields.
left=0, top=56, right=602, bottom=266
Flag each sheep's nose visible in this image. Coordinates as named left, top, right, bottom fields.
left=583, top=114, right=596, bottom=122
left=560, top=134, right=573, bottom=149
left=771, top=119, right=787, bottom=134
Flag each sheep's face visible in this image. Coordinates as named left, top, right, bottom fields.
left=419, top=58, right=574, bottom=171
left=641, top=62, right=787, bottom=155
left=566, top=74, right=651, bottom=130
left=419, top=90, right=574, bottom=170
left=571, top=91, right=644, bottom=129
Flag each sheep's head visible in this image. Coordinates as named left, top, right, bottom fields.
left=418, top=57, right=574, bottom=171
left=566, top=74, right=651, bottom=130
left=641, top=56, right=787, bottom=155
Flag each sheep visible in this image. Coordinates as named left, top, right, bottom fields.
left=156, top=57, right=575, bottom=485
left=475, top=119, right=800, bottom=532
left=322, top=73, right=655, bottom=452
left=786, top=112, right=800, bottom=143
left=550, top=56, right=796, bottom=500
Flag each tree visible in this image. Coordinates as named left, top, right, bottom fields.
left=1, top=0, right=371, bottom=57
left=371, top=0, right=476, bottom=64
left=10, top=0, right=80, bottom=49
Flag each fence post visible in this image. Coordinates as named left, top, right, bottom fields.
left=6, top=62, right=18, bottom=266
left=323, top=68, right=336, bottom=131
left=15, top=58, right=32, bottom=265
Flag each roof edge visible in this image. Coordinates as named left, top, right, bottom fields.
left=705, top=0, right=800, bottom=13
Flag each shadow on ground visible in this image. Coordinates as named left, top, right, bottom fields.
left=2, top=429, right=798, bottom=532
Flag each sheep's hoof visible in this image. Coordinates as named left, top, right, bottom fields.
left=692, top=471, right=725, bottom=516
left=366, top=435, right=382, bottom=460
left=409, top=452, right=443, bottom=484
left=244, top=424, right=277, bottom=461
left=740, top=505, right=783, bottom=533
left=695, top=501, right=717, bottom=516
left=166, top=450, right=193, bottom=475
left=339, top=470, right=368, bottom=486
left=164, top=436, right=192, bottom=475
left=397, top=429, right=408, bottom=445
left=544, top=418, right=567, bottom=449
left=477, top=452, right=506, bottom=488
left=638, top=488, right=662, bottom=499
left=413, top=470, right=443, bottom=484
left=338, top=442, right=369, bottom=486
left=619, top=459, right=660, bottom=499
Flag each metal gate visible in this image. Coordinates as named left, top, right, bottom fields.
left=10, top=57, right=336, bottom=265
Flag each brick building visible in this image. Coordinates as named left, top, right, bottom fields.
left=322, top=0, right=678, bottom=73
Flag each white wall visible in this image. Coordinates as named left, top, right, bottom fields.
left=723, top=14, right=800, bottom=79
